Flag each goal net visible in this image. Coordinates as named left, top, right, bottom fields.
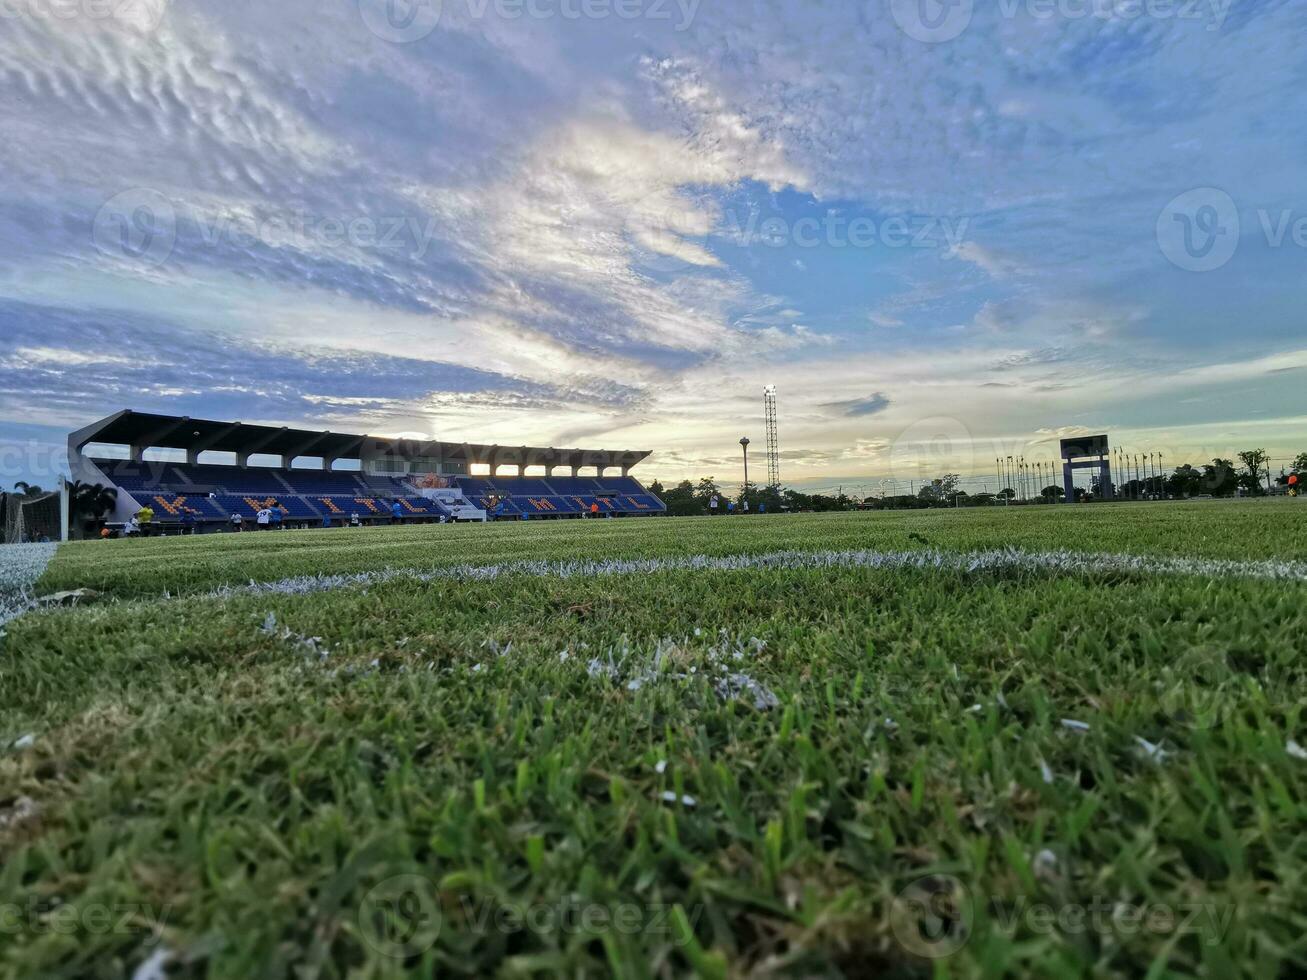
left=2, top=492, right=62, bottom=544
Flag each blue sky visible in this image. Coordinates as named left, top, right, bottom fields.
left=1, top=0, right=1304, bottom=492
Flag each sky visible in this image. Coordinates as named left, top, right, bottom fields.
left=1, top=0, right=1305, bottom=494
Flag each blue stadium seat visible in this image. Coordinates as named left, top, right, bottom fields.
left=547, top=496, right=583, bottom=514
left=547, top=477, right=602, bottom=495
left=455, top=478, right=498, bottom=497
left=100, top=463, right=186, bottom=493
left=396, top=496, right=435, bottom=515
left=621, top=494, right=666, bottom=512
left=596, top=477, right=646, bottom=495
left=569, top=495, right=622, bottom=513
left=215, top=495, right=321, bottom=519
left=145, top=494, right=227, bottom=521
left=308, top=496, right=390, bottom=519
left=516, top=496, right=581, bottom=515
left=181, top=466, right=289, bottom=494
left=491, top=478, right=555, bottom=496
left=472, top=495, right=522, bottom=516
left=284, top=470, right=370, bottom=495
left=102, top=461, right=666, bottom=522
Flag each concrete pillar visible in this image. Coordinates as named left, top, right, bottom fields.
left=59, top=475, right=70, bottom=542
left=1062, top=463, right=1075, bottom=504
left=129, top=445, right=145, bottom=463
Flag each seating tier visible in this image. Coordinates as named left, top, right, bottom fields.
left=101, top=463, right=664, bottom=520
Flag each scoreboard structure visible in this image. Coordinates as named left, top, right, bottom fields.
left=1060, top=435, right=1114, bottom=503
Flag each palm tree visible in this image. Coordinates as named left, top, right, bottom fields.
left=70, top=482, right=118, bottom=517
left=13, top=481, right=45, bottom=498
left=68, top=482, right=118, bottom=538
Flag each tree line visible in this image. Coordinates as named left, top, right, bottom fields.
left=646, top=478, right=859, bottom=516
left=648, top=449, right=1306, bottom=513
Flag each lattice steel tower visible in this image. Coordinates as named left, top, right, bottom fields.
left=764, top=385, right=781, bottom=488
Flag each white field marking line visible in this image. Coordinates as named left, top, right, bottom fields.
left=204, top=546, right=1307, bottom=601
left=0, top=542, right=59, bottom=635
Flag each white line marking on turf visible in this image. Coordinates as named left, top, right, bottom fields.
left=0, top=542, right=59, bottom=634
left=206, top=546, right=1307, bottom=601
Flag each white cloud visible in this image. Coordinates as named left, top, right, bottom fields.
left=947, top=242, right=1025, bottom=280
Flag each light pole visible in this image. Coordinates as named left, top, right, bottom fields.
left=740, top=437, right=751, bottom=499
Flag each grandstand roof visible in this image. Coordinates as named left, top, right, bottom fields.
left=69, top=410, right=653, bottom=472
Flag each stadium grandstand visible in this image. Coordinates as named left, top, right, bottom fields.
left=68, top=410, right=666, bottom=533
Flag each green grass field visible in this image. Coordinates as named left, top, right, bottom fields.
left=3, top=502, right=1306, bottom=978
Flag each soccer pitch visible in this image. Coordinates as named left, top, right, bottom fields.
left=3, top=503, right=1305, bottom=978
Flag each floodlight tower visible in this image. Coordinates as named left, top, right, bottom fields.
left=740, top=437, right=751, bottom=493
left=764, top=385, right=781, bottom=488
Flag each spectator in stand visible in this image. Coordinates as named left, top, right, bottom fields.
left=391, top=499, right=405, bottom=525
left=230, top=511, right=244, bottom=532
left=256, top=506, right=272, bottom=530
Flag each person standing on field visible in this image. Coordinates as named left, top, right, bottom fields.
left=256, top=506, right=272, bottom=530
left=230, top=511, right=244, bottom=532
left=709, top=495, right=719, bottom=516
